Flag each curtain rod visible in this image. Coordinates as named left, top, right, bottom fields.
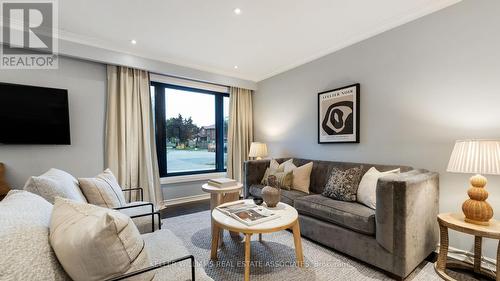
left=150, top=72, right=232, bottom=90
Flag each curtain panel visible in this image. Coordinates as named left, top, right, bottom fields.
left=227, top=87, right=253, bottom=182
left=105, top=65, right=162, bottom=207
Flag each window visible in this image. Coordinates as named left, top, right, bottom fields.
left=151, top=82, right=229, bottom=177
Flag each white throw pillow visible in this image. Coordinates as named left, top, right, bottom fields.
left=23, top=168, right=87, bottom=204
left=357, top=167, right=400, bottom=209
left=0, top=190, right=70, bottom=281
left=283, top=162, right=313, bottom=194
left=49, top=197, right=152, bottom=281
left=292, top=162, right=314, bottom=193
left=269, top=158, right=293, bottom=172
left=78, top=169, right=127, bottom=208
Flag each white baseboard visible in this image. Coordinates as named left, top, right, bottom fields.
left=162, top=193, right=210, bottom=207
left=436, top=245, right=497, bottom=271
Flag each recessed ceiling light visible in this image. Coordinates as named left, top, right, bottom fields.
left=233, top=8, right=241, bottom=15
left=130, top=39, right=137, bottom=45
left=234, top=65, right=238, bottom=69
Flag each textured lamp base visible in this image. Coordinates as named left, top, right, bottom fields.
left=462, top=174, right=493, bottom=226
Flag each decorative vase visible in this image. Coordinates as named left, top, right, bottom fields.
left=262, top=175, right=281, bottom=208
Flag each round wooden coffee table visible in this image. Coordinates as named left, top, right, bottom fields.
left=211, top=199, right=304, bottom=281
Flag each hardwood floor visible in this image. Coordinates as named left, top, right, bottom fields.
left=160, top=199, right=210, bottom=219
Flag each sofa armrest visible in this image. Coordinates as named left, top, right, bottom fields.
left=243, top=159, right=270, bottom=198
left=376, top=170, right=439, bottom=276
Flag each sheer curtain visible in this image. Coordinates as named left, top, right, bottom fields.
left=105, top=65, right=162, bottom=207
left=227, top=87, right=253, bottom=182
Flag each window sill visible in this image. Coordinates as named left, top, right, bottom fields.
left=160, top=172, right=227, bottom=184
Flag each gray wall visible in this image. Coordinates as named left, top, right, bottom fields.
left=0, top=57, right=107, bottom=188
left=162, top=179, right=209, bottom=201
left=255, top=0, right=500, bottom=259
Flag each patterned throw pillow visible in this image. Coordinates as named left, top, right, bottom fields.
left=261, top=168, right=293, bottom=190
left=322, top=166, right=364, bottom=201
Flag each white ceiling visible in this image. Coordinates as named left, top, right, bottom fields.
left=58, top=0, right=460, bottom=82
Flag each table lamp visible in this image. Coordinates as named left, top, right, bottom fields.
left=447, top=139, right=500, bottom=225
left=248, top=142, right=268, bottom=160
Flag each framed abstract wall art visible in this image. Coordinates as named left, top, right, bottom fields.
left=318, top=83, right=360, bottom=143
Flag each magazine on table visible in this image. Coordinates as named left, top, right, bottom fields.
left=216, top=201, right=280, bottom=226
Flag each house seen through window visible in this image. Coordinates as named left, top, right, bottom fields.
left=151, top=82, right=229, bottom=177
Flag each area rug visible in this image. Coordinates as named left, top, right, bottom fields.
left=162, top=210, right=448, bottom=281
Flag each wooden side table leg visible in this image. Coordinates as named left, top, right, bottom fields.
left=244, top=233, right=251, bottom=281
left=210, top=224, right=220, bottom=260
left=210, top=194, right=225, bottom=246
left=292, top=220, right=304, bottom=267
left=496, top=240, right=500, bottom=281
left=436, top=223, right=449, bottom=272
left=474, top=236, right=482, bottom=274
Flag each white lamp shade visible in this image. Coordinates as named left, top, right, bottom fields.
left=248, top=142, right=268, bottom=158
left=447, top=140, right=500, bottom=175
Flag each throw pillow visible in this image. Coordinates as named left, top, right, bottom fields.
left=78, top=169, right=127, bottom=208
left=260, top=168, right=293, bottom=190
left=49, top=197, right=152, bottom=281
left=291, top=162, right=314, bottom=194
left=357, top=167, right=400, bottom=209
left=23, top=168, right=87, bottom=204
left=269, top=158, right=293, bottom=172
left=322, top=166, right=364, bottom=201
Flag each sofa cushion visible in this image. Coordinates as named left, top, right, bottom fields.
left=294, top=194, right=376, bottom=235
left=78, top=169, right=127, bottom=208
left=248, top=184, right=307, bottom=206
left=23, top=168, right=87, bottom=204
left=49, top=197, right=152, bottom=281
left=143, top=229, right=213, bottom=281
left=0, top=190, right=70, bottom=280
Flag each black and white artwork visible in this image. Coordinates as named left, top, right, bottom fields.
left=318, top=84, right=360, bottom=143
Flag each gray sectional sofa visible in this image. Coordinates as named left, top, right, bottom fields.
left=244, top=158, right=439, bottom=279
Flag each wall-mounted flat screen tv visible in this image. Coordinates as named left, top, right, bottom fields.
left=0, top=82, right=70, bottom=144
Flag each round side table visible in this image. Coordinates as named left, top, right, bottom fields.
left=435, top=213, right=500, bottom=281
left=201, top=183, right=243, bottom=243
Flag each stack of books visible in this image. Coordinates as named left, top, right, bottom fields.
left=207, top=177, right=237, bottom=188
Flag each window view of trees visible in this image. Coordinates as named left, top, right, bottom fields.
left=166, top=114, right=199, bottom=148
left=166, top=114, right=228, bottom=151
left=151, top=83, right=229, bottom=176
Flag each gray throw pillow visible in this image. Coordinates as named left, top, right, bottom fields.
left=322, top=166, right=364, bottom=201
